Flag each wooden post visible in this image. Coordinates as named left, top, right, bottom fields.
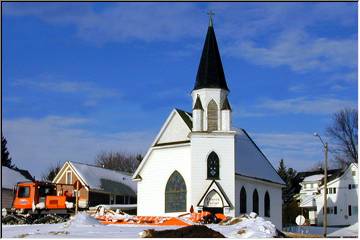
left=75, top=181, right=79, bottom=214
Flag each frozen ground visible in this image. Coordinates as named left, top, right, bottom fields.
left=2, top=212, right=277, bottom=238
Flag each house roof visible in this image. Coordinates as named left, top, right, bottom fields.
left=175, top=108, right=192, bottom=129
left=2, top=166, right=32, bottom=189
left=234, top=129, right=285, bottom=186
left=193, top=23, right=229, bottom=91
left=303, top=174, right=324, bottom=182
left=193, top=95, right=204, bottom=110
left=69, top=161, right=137, bottom=196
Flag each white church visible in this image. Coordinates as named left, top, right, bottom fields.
left=132, top=17, right=285, bottom=228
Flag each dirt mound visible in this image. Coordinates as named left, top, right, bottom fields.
left=140, top=225, right=225, bottom=238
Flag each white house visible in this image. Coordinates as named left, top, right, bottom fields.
left=132, top=17, right=285, bottom=229
left=299, top=163, right=358, bottom=226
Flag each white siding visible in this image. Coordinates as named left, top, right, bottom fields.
left=156, top=113, right=190, bottom=144
left=315, top=164, right=358, bottom=226
left=190, top=132, right=236, bottom=216
left=235, top=176, right=283, bottom=229
left=137, top=145, right=191, bottom=216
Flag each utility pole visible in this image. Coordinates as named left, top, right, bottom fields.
left=314, top=132, right=328, bottom=237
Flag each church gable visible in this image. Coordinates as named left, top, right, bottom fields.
left=155, top=109, right=192, bottom=146
left=235, top=129, right=285, bottom=185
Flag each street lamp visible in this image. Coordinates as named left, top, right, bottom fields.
left=313, top=132, right=328, bottom=237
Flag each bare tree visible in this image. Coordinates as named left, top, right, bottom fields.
left=326, top=108, right=358, bottom=168
left=95, top=151, right=142, bottom=173
left=41, top=161, right=62, bottom=181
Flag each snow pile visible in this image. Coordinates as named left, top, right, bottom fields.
left=67, top=212, right=101, bottom=227
left=219, top=212, right=276, bottom=238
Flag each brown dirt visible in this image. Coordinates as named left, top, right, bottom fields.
left=283, top=232, right=322, bottom=238
left=141, top=225, right=225, bottom=238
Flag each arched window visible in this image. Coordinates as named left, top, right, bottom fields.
left=207, top=100, right=218, bottom=131
left=207, top=151, right=219, bottom=179
left=253, top=189, right=259, bottom=214
left=240, top=187, right=247, bottom=214
left=165, top=171, right=187, bottom=213
left=264, top=191, right=270, bottom=217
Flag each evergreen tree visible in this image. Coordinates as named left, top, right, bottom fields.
left=277, top=159, right=287, bottom=181
left=2, top=134, right=14, bottom=168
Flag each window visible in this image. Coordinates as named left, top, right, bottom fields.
left=207, top=99, right=218, bottom=131
left=353, top=206, right=358, bottom=215
left=264, top=191, right=270, bottom=217
left=18, top=186, right=30, bottom=198
left=253, top=189, right=259, bottom=215
left=165, top=171, right=187, bottom=213
left=349, top=205, right=352, bottom=216
left=352, top=171, right=356, bottom=176
left=349, top=184, right=357, bottom=190
left=327, top=206, right=337, bottom=215
left=329, top=188, right=332, bottom=194
left=333, top=188, right=336, bottom=194
left=207, top=151, right=220, bottom=179
left=310, top=183, right=313, bottom=188
left=240, top=187, right=247, bottom=214
left=66, top=171, right=72, bottom=184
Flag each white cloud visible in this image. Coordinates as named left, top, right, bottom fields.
left=257, top=97, right=356, bottom=115
left=251, top=131, right=330, bottom=171
left=13, top=74, right=118, bottom=106
left=3, top=116, right=155, bottom=178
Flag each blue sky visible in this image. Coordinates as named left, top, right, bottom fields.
left=3, top=2, right=358, bottom=178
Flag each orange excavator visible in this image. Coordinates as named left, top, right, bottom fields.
left=3, top=181, right=77, bottom=224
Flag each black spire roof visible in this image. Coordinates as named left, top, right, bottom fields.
left=193, top=95, right=204, bottom=110
left=193, top=19, right=229, bottom=91
left=221, top=97, right=232, bottom=111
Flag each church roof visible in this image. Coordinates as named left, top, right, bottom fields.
left=175, top=109, right=193, bottom=129
left=234, top=129, right=285, bottom=186
left=193, top=22, right=229, bottom=91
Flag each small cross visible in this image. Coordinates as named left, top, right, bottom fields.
left=207, top=10, right=215, bottom=27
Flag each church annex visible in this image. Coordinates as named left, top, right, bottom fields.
left=132, top=16, right=285, bottom=228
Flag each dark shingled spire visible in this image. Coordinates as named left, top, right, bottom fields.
left=193, top=18, right=229, bottom=91
left=221, top=97, right=232, bottom=111
left=193, top=95, right=204, bottom=110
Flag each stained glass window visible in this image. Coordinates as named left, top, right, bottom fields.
left=253, top=189, right=259, bottom=214
left=240, top=186, right=247, bottom=214
left=207, top=151, right=220, bottom=179
left=165, top=171, right=187, bottom=213
left=264, top=191, right=270, bottom=217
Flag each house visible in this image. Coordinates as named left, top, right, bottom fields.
left=132, top=17, right=285, bottom=229
left=53, top=161, right=137, bottom=208
left=1, top=166, right=33, bottom=209
left=298, top=163, right=358, bottom=226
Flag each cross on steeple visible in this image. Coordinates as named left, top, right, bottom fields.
left=207, top=10, right=215, bottom=27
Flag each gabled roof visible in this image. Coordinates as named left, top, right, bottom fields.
left=197, top=180, right=233, bottom=208
left=234, top=129, right=285, bottom=186
left=175, top=109, right=192, bottom=129
left=55, top=161, right=137, bottom=196
left=193, top=23, right=229, bottom=91
left=2, top=166, right=32, bottom=189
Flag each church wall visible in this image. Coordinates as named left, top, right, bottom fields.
left=190, top=133, right=236, bottom=216
left=156, top=112, right=190, bottom=144
left=235, top=176, right=283, bottom=229
left=136, top=144, right=191, bottom=216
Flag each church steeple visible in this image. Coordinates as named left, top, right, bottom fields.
left=193, top=13, right=229, bottom=91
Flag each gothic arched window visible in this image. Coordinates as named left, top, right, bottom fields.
left=253, top=189, right=259, bottom=214
left=165, top=171, right=187, bottom=213
left=207, top=151, right=220, bottom=180
left=240, top=186, right=247, bottom=214
left=207, top=100, right=218, bottom=131
left=264, top=191, right=270, bottom=217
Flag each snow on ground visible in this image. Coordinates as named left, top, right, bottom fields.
left=283, top=225, right=343, bottom=235
left=328, top=223, right=358, bottom=237
left=2, top=212, right=277, bottom=238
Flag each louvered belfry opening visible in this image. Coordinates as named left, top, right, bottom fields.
left=207, top=99, right=218, bottom=131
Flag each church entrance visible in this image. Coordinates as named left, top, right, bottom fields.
left=203, top=190, right=224, bottom=215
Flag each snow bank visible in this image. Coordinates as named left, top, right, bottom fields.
left=67, top=212, right=101, bottom=227
left=216, top=212, right=276, bottom=238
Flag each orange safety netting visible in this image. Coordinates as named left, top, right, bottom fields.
left=96, top=215, right=190, bottom=226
